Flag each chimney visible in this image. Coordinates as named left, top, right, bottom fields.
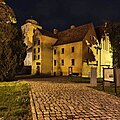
left=53, top=29, right=58, bottom=34
left=70, top=25, right=75, bottom=29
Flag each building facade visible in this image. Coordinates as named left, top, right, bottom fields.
left=54, top=23, right=112, bottom=77
left=22, top=20, right=113, bottom=77
left=21, top=19, right=42, bottom=66
left=32, top=29, right=57, bottom=75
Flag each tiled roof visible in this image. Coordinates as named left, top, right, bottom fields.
left=39, top=29, right=57, bottom=38
left=54, top=23, right=94, bottom=46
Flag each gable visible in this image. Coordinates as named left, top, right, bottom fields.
left=54, top=23, right=95, bottom=46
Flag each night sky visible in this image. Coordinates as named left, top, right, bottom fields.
left=6, top=0, right=120, bottom=31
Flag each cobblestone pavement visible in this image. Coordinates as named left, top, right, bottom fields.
left=28, top=79, right=120, bottom=120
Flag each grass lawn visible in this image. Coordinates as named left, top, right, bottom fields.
left=0, top=81, right=32, bottom=120
left=92, top=83, right=120, bottom=97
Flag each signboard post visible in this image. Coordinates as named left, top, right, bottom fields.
left=90, top=68, right=97, bottom=86
left=116, top=69, right=120, bottom=86
left=103, top=68, right=117, bottom=95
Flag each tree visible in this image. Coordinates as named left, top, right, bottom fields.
left=106, top=22, right=120, bottom=68
left=0, top=1, right=26, bottom=81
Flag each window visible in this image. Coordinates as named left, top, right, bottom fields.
left=54, top=60, right=56, bottom=66
left=61, top=59, right=64, bottom=66
left=33, top=55, right=36, bottom=60
left=38, top=40, right=40, bottom=45
left=54, top=49, right=56, bottom=55
left=38, top=48, right=40, bottom=53
left=36, top=62, right=40, bottom=65
left=72, top=47, right=74, bottom=53
left=71, top=59, right=75, bottom=65
left=34, top=48, right=36, bottom=53
left=38, top=55, right=40, bottom=60
left=61, top=48, right=64, bottom=54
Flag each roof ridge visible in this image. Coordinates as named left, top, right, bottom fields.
left=59, top=22, right=93, bottom=34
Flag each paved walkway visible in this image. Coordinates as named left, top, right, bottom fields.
left=28, top=79, right=120, bottom=120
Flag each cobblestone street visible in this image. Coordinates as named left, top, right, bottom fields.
left=28, top=78, right=120, bottom=120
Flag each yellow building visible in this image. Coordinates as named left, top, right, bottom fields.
left=53, top=23, right=112, bottom=77
left=21, top=19, right=42, bottom=66
left=32, top=29, right=57, bottom=75
left=22, top=20, right=112, bottom=77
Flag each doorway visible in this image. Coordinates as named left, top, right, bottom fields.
left=68, top=67, right=72, bottom=76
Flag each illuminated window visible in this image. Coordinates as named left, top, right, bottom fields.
left=38, top=48, right=40, bottom=53
left=34, top=48, right=36, bottom=53
left=54, top=60, right=56, bottom=66
left=54, top=49, right=56, bottom=55
left=38, top=55, right=40, bottom=60
left=61, top=48, right=64, bottom=54
left=61, top=59, right=64, bottom=66
left=71, top=59, right=75, bottom=65
left=38, top=40, right=40, bottom=45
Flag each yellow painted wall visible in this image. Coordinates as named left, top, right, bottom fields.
left=100, top=36, right=113, bottom=77
left=82, top=26, right=99, bottom=77
left=82, top=32, right=112, bottom=78
left=53, top=42, right=83, bottom=76
left=41, top=36, right=57, bottom=74
left=32, top=34, right=57, bottom=75
left=31, top=24, right=112, bottom=77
